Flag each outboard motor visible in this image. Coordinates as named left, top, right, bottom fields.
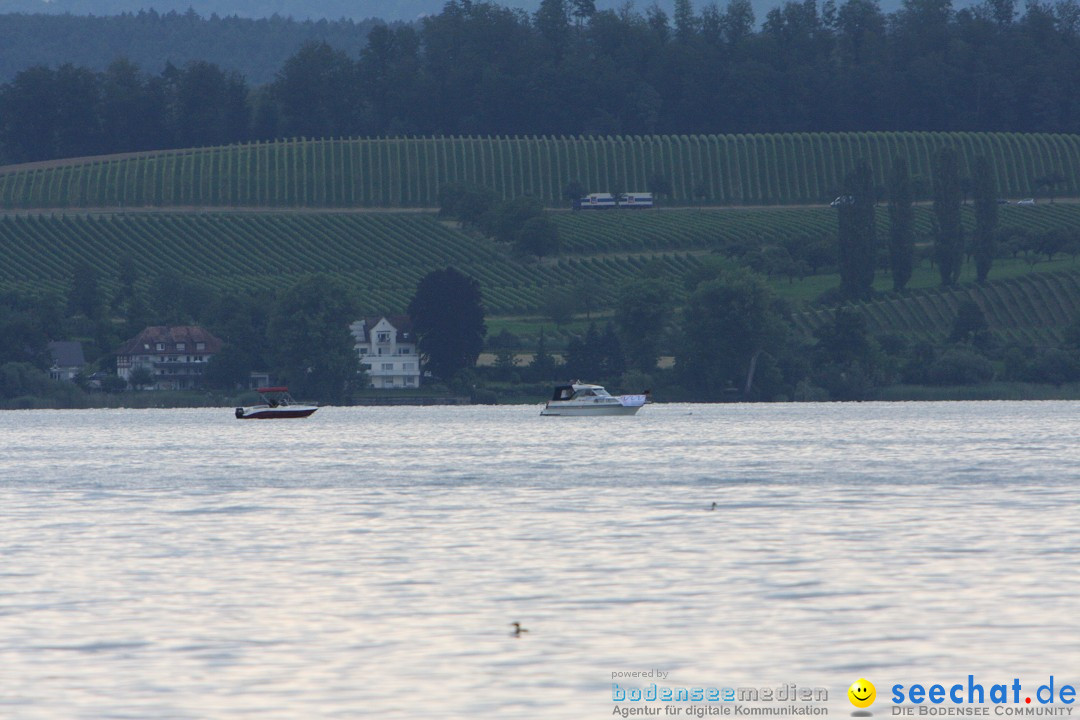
left=235, top=407, right=245, bottom=419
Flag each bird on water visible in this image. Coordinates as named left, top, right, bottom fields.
left=511, top=622, right=529, bottom=636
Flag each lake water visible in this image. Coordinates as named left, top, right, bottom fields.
left=1, top=402, right=1079, bottom=719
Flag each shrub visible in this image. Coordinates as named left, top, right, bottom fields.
left=925, top=347, right=995, bottom=385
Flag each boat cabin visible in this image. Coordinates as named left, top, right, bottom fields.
left=550, top=383, right=611, bottom=401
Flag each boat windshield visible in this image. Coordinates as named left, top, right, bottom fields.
left=572, top=387, right=610, bottom=399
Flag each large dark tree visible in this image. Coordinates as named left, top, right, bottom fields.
left=516, top=216, right=561, bottom=258
left=614, top=277, right=674, bottom=373
left=276, top=42, right=358, bottom=138
left=972, top=155, right=999, bottom=283
left=598, top=321, right=626, bottom=379
left=206, top=288, right=277, bottom=389
left=407, top=267, right=487, bottom=381
left=100, top=59, right=167, bottom=155
left=66, top=259, right=102, bottom=320
left=0, top=306, right=51, bottom=370
left=527, top=327, right=558, bottom=381
left=677, top=266, right=789, bottom=400
left=933, top=146, right=964, bottom=286
left=887, top=156, right=916, bottom=291
left=564, top=322, right=603, bottom=379
left=836, top=159, right=877, bottom=301
left=268, top=274, right=360, bottom=404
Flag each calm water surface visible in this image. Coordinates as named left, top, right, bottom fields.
left=1, top=402, right=1078, bottom=719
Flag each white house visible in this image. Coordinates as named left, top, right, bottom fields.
left=350, top=316, right=420, bottom=389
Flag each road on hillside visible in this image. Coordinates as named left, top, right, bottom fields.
left=8, top=199, right=1076, bottom=217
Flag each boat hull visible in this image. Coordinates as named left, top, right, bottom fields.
left=540, top=404, right=641, bottom=416
left=235, top=406, right=318, bottom=419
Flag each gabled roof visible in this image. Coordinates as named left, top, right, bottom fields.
left=48, top=341, right=86, bottom=368
left=115, top=326, right=223, bottom=356
left=353, top=315, right=415, bottom=343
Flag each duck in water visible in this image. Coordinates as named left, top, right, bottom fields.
left=511, top=622, right=529, bottom=636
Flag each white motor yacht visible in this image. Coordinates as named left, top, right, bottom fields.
left=539, top=381, right=648, bottom=416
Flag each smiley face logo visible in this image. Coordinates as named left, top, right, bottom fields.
left=848, top=679, right=876, bottom=708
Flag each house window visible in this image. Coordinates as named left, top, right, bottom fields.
left=381, top=363, right=394, bottom=371
left=401, top=347, right=411, bottom=354
left=405, top=377, right=415, bottom=385
left=177, top=343, right=186, bottom=351
left=359, top=348, right=368, bottom=355
left=377, top=331, right=391, bottom=342
left=156, top=343, right=165, bottom=351
left=196, top=342, right=205, bottom=351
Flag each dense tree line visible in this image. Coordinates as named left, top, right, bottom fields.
left=7, top=0, right=1080, bottom=164
left=0, top=60, right=251, bottom=162
left=0, top=11, right=384, bottom=86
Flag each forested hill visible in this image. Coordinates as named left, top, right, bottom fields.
left=5, top=0, right=1080, bottom=167
left=0, top=11, right=384, bottom=85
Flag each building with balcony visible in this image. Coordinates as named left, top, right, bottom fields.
left=350, top=316, right=420, bottom=389
left=115, top=326, right=223, bottom=390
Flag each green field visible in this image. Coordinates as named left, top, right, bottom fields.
left=2, top=131, right=1078, bottom=210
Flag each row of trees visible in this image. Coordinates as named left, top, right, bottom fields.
left=835, top=147, right=1002, bottom=302
left=8, top=0, right=1080, bottom=163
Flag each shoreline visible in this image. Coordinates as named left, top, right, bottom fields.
left=6, top=381, right=1080, bottom=410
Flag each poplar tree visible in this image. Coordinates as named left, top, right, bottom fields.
left=972, top=155, right=998, bottom=283
left=933, top=146, right=964, bottom=286
left=887, top=156, right=915, bottom=291
left=837, top=159, right=876, bottom=301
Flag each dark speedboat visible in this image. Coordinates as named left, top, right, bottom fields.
left=235, top=387, right=318, bottom=419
